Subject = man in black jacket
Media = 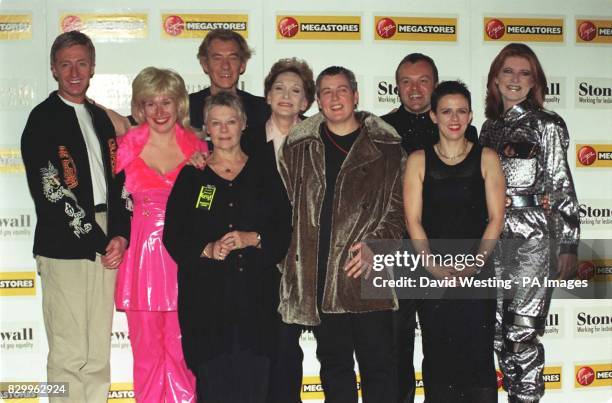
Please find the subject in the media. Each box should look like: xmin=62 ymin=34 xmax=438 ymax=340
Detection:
xmin=189 ymin=29 xmax=270 ymax=154
xmin=381 ymin=53 xmax=479 ymax=403
xmin=21 ymin=31 xmax=130 ymax=403
xmin=382 ymin=53 xmax=478 ymax=154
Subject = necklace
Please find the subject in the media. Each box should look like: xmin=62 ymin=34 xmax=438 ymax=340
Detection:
xmin=323 ymin=124 xmax=351 ymax=155
xmin=209 ymin=153 xmax=246 ymax=175
xmin=435 ymin=139 xmax=468 ymax=161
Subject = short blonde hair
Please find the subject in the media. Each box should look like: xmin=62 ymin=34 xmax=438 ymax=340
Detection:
xmin=131 ymin=67 xmax=190 ymax=128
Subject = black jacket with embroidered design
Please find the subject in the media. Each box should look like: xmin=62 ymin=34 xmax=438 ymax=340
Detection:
xmin=21 ymin=91 xmax=130 ymax=260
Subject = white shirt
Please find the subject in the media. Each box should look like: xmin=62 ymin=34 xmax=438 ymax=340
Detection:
xmin=59 ymin=95 xmax=107 ymax=205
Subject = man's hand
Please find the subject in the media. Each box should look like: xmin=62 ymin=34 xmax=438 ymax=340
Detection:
xmin=556 ymin=253 xmax=577 ymax=280
xmin=344 ymin=242 xmax=374 ymax=279
xmin=101 ymin=236 xmax=128 ymax=269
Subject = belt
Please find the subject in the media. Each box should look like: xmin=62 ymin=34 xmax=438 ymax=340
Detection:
xmin=94 ymin=204 xmax=107 ymax=213
xmin=505 ymin=195 xmax=544 ymax=208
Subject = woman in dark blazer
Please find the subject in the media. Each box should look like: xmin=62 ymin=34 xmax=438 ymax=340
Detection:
xmin=163 ymin=91 xmax=291 ymax=403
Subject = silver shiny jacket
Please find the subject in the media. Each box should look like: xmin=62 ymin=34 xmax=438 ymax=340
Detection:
xmin=480 ymin=100 xmax=580 ymax=253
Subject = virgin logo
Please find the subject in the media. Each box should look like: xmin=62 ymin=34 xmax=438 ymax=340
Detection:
xmin=164 ymin=15 xmax=185 ymax=36
xmin=577 ymin=261 xmax=595 ymax=280
xmin=376 ymin=17 xmax=396 ymax=38
xmin=576 ymin=366 xmax=595 ymax=386
xmin=578 ymin=21 xmax=597 ymax=41
xmin=578 ymin=145 xmax=597 ymax=166
xmin=278 ymin=17 xmax=299 ymax=38
xmin=486 ymin=19 xmax=505 ymax=40
xmin=496 ymin=371 xmax=504 ymax=389
xmin=61 ymin=15 xmax=83 ymax=32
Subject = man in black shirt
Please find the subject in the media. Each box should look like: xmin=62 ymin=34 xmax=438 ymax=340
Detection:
xmin=189 ymin=29 xmax=269 ymax=154
xmin=21 ymin=31 xmax=130 ymax=403
xmin=382 ymin=53 xmax=478 ymax=154
xmin=382 ymin=53 xmax=479 ymax=403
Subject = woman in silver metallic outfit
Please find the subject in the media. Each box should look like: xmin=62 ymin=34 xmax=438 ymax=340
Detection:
xmin=480 ymin=43 xmax=580 ymax=403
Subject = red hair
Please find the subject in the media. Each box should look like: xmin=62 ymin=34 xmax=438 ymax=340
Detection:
xmin=484 ymin=43 xmax=547 ymax=119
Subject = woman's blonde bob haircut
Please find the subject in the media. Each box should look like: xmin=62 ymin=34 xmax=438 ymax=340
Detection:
xmin=131 ymin=67 xmax=190 ymax=128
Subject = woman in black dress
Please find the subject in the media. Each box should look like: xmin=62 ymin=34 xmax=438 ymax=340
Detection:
xmin=403 ymin=81 xmax=506 ymax=402
xmin=163 ymin=91 xmax=291 ymax=403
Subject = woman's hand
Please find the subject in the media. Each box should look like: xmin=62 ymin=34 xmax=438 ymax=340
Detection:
xmin=343 ymin=242 xmax=374 ymax=279
xmin=450 ymin=265 xmax=478 ymax=278
xmin=203 ymin=238 xmax=233 ymax=260
xmin=425 ymin=265 xmax=456 ymax=281
xmin=221 ymin=231 xmax=259 ymax=251
xmin=186 ymin=150 xmax=209 ymax=170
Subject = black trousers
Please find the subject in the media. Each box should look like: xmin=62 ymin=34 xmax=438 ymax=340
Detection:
xmin=313 ymin=310 xmax=396 ymax=403
xmin=196 ymin=350 xmax=270 ymax=403
xmin=394 ymin=299 xmax=417 ymax=403
xmin=417 ymin=298 xmax=497 ymax=403
xmin=267 ymin=322 xmax=304 ymax=403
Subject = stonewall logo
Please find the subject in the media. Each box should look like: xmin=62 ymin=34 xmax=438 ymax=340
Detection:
xmin=111 ymin=328 xmax=131 ymax=351
xmin=577 ymin=259 xmax=612 ymax=282
xmin=543 ymin=78 xmax=565 ymax=109
xmin=161 ymin=14 xmax=248 ymax=39
xmin=575 ymin=77 xmax=612 ymax=109
xmin=59 ymin=13 xmax=148 ymax=39
xmin=575 ymin=364 xmax=612 ymax=388
xmin=576 ymin=19 xmax=612 ymax=44
xmin=108 ymin=383 xmax=134 ymax=402
xmin=574 ymin=307 xmax=612 ymax=337
xmin=0 ymin=272 xmax=36 ymax=296
xmin=0 ymin=211 xmax=33 ymax=239
xmin=276 ymin=15 xmax=361 ymax=40
xmin=374 ymin=16 xmax=457 ymax=41
xmin=484 ymin=17 xmax=564 ymax=42
xmin=576 ymin=144 xmax=612 ymax=167
xmin=0 ymin=323 xmax=36 ymax=352
xmin=497 ymin=367 xmax=562 ymax=390
xmin=374 ymin=77 xmax=400 ymax=109
xmin=544 ymin=308 xmax=563 ymax=338
xmin=0 ymin=14 xmax=32 ymax=40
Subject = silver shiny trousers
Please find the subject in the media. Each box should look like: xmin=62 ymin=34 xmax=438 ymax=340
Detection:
xmin=494 ymin=208 xmax=554 ymax=403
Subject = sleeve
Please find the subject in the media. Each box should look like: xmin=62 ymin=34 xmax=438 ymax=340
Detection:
xmin=543 ymin=116 xmax=580 ymax=254
xmin=479 ymin=120 xmax=494 ymax=148
xmin=252 ymin=154 xmax=292 ymax=268
xmin=107 ymin=168 xmax=131 ymax=243
xmin=21 ymin=110 xmax=107 ymax=253
xmin=163 ymin=166 xmax=216 ymax=267
xmin=364 ymin=146 xmax=406 ymax=241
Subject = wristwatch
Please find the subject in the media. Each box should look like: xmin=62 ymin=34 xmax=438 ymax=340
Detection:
xmin=255 ymin=233 xmax=262 ymax=248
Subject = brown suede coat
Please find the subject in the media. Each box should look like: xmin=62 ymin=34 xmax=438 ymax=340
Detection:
xmin=278 ymin=111 xmax=405 ymax=326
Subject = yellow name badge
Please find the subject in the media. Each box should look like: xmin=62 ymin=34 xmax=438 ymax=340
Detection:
xmin=196 ymin=185 xmax=216 ymax=210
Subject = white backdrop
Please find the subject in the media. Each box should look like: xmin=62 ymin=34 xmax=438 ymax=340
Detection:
xmin=1 ymin=0 xmax=611 ymax=402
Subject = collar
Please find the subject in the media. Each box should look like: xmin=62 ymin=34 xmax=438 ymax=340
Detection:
xmin=503 ymin=99 xmax=535 ymax=121
xmin=286 ymin=111 xmax=401 ymax=147
xmin=266 ymin=117 xmax=296 ymax=143
xmin=398 ymin=105 xmax=431 ymax=122
xmin=115 ymin=123 xmax=201 ymax=173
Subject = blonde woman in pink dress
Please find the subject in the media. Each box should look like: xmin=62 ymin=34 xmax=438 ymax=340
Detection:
xmin=114 ymin=67 xmax=208 ymax=402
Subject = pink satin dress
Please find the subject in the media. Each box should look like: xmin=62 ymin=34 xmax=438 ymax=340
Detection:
xmin=115 ymin=123 xmax=207 ymax=403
